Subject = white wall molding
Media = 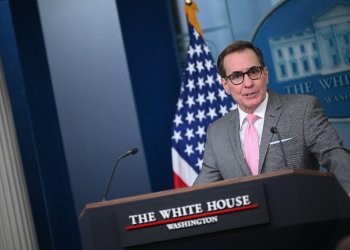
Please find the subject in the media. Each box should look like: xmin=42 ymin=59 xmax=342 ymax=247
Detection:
xmin=0 ymin=57 xmax=39 ymax=250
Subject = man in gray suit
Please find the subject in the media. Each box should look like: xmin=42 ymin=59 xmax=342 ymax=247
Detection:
xmin=193 ymin=40 xmax=350 ymax=194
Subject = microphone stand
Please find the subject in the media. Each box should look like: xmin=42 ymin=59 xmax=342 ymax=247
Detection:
xmin=102 ymin=148 xmax=138 ymax=201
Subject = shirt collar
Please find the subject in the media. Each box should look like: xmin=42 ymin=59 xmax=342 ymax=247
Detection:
xmin=238 ymin=92 xmax=269 ymax=129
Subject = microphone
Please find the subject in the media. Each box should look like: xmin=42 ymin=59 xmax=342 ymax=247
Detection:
xmin=102 ymin=148 xmax=138 ymax=201
xmin=270 ymin=127 xmax=289 ymax=169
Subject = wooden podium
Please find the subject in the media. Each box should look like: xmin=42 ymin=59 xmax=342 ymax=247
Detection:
xmin=79 ymin=169 xmax=350 ymax=250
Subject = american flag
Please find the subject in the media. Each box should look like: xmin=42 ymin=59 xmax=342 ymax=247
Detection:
xmin=171 ymin=4 xmax=235 ymax=188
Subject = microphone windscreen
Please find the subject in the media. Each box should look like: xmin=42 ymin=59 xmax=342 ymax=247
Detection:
xmin=129 ymin=148 xmax=138 ymax=155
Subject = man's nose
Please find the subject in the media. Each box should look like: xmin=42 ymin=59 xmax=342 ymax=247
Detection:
xmin=242 ymin=74 xmax=254 ymax=87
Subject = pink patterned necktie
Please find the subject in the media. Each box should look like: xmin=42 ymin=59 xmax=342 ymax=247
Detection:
xmin=244 ymin=114 xmax=259 ymax=175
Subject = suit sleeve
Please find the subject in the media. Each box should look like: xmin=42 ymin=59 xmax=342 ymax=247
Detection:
xmin=304 ymin=97 xmax=350 ymax=192
xmin=193 ymin=124 xmax=223 ymax=185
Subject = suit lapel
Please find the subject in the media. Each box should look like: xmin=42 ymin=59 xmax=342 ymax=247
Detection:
xmin=228 ymin=109 xmax=252 ymax=176
xmin=259 ymin=92 xmax=282 ymax=173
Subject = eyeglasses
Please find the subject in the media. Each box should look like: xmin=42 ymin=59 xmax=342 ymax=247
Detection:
xmin=225 ymin=66 xmax=264 ymax=85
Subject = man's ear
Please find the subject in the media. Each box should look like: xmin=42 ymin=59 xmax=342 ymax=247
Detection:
xmin=221 ymin=77 xmax=229 ymax=93
xmin=264 ymin=67 xmax=269 ymax=84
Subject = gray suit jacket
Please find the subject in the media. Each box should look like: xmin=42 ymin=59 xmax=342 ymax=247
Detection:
xmin=194 ymin=91 xmax=350 ymax=192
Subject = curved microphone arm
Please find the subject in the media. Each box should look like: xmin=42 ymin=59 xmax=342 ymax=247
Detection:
xmin=102 ymin=148 xmax=138 ymax=201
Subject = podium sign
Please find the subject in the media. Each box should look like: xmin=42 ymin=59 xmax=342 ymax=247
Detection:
xmin=115 ymin=182 xmax=268 ymax=247
xmin=80 ymin=170 xmax=350 ymax=250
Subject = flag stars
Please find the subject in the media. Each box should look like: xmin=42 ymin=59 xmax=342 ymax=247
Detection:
xmin=207 ymin=107 xmax=218 ymax=120
xmin=185 ymin=128 xmax=195 ymax=141
xmin=195 ymin=142 xmax=205 ymax=154
xmin=172 ymin=130 xmax=182 ymax=143
xmin=205 ymin=59 xmax=214 ymax=71
xmin=196 ymin=94 xmax=206 ymax=106
xmin=195 ymin=126 xmax=206 ymax=138
xmin=206 ymin=91 xmax=217 ymax=103
xmin=193 ymin=29 xmax=200 ymax=40
xmin=206 ymin=75 xmax=215 ymax=88
xmin=196 ymin=109 xmax=206 ymax=122
xmin=216 ymin=73 xmax=221 ymax=83
xmin=230 ymin=103 xmax=238 ymax=111
xmin=176 ymin=98 xmax=184 ymax=110
xmin=196 ymin=77 xmax=205 ymax=89
xmin=187 ymin=45 xmax=195 ymax=59
xmin=173 ymin=114 xmax=183 ymax=127
xmin=194 ymin=44 xmax=203 ymax=57
xmin=196 ymin=61 xmax=205 ymax=73
xmin=186 ymin=79 xmax=195 ymax=92
xmin=195 ymin=158 xmax=203 ymax=169
xmin=219 ymin=105 xmax=229 ymax=116
xmin=185 ymin=144 xmax=194 ymax=156
xmin=218 ymin=89 xmax=228 ymax=101
xmin=203 ymin=45 xmax=210 ymax=55
xmin=186 ymin=62 xmax=196 ymax=75
xmin=186 ymin=96 xmax=195 ymax=108
xmin=185 ymin=112 xmax=195 ymax=125
xmin=180 ymin=82 xmax=185 ymax=93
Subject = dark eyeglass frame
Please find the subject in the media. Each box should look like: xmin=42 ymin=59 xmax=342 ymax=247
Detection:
xmin=225 ymin=66 xmax=265 ymax=85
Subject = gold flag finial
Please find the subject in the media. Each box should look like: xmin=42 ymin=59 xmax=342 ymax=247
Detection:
xmin=184 ymin=0 xmax=204 ymax=37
